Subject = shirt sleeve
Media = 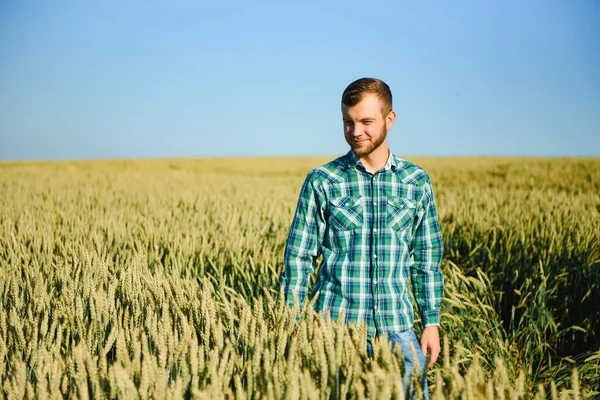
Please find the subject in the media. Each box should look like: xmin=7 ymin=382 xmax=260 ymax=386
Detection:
xmin=410 ymin=175 xmax=444 ymax=327
xmin=280 ymin=171 xmax=327 ymax=310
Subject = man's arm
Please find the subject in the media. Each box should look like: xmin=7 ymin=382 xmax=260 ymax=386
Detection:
xmin=410 ymin=175 xmax=444 ymax=366
xmin=280 ymin=171 xmax=326 ymax=311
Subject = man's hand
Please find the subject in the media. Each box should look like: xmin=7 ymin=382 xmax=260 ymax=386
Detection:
xmin=420 ymin=326 xmax=440 ymax=367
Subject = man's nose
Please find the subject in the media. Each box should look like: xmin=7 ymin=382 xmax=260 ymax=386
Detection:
xmin=351 ymin=124 xmax=363 ymax=137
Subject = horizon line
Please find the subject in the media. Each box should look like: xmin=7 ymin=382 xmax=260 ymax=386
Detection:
xmin=1 ymin=153 xmax=599 ymax=164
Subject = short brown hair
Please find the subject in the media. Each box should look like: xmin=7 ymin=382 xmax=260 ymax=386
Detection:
xmin=341 ymin=77 xmax=393 ymax=115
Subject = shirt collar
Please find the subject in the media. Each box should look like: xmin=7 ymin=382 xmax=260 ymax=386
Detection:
xmin=383 ymin=151 xmax=394 ymax=171
xmin=345 ymin=150 xmax=400 ymax=172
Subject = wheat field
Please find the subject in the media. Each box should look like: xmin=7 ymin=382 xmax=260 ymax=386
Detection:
xmin=0 ymin=156 xmax=599 ymax=399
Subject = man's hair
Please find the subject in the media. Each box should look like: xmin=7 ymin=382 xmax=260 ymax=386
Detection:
xmin=341 ymin=77 xmax=393 ymax=115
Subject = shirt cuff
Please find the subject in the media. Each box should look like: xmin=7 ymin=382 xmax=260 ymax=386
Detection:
xmin=422 ymin=310 xmax=440 ymax=326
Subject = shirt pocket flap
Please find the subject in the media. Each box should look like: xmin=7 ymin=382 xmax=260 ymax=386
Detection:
xmin=328 ymin=196 xmax=364 ymax=231
xmin=386 ymin=196 xmax=416 ymax=210
xmin=330 ymin=196 xmax=362 ymax=208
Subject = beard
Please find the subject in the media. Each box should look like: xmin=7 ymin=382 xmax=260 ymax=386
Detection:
xmin=348 ymin=125 xmax=387 ymax=157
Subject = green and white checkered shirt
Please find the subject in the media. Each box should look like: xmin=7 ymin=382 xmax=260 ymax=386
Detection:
xmin=280 ymin=150 xmax=444 ymax=338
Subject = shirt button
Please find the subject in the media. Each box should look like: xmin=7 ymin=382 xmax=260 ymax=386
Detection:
xmin=374 ymin=306 xmax=378 ymax=311
xmin=374 ymin=280 xmax=378 ymax=285
xmin=373 ymin=202 xmax=377 ymax=206
xmin=373 ymin=228 xmax=377 ymax=233
xmin=373 ymin=254 xmax=377 ymax=259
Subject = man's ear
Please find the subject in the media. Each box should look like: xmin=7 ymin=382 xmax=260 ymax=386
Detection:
xmin=386 ymin=110 xmax=396 ymax=130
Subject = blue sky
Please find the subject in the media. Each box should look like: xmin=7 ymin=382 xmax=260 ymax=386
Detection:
xmin=0 ymin=0 xmax=598 ymax=160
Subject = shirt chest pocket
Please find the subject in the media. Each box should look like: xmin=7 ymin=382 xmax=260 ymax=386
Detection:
xmin=386 ymin=196 xmax=417 ymax=231
xmin=328 ymin=196 xmax=364 ymax=231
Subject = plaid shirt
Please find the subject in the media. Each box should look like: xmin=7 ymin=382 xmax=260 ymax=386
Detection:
xmin=280 ymin=150 xmax=444 ymax=338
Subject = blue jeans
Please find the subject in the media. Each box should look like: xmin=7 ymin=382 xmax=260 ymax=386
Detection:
xmin=366 ymin=330 xmax=429 ymax=399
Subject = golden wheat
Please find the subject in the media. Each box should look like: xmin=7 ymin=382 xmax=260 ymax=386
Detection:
xmin=0 ymin=157 xmax=598 ymax=398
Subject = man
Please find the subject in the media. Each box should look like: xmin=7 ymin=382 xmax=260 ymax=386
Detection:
xmin=280 ymin=77 xmax=444 ymax=398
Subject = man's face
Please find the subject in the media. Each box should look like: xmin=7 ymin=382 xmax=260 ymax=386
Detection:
xmin=342 ymin=93 xmax=395 ymax=157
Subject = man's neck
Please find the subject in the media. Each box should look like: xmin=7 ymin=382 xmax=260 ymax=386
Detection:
xmin=360 ymin=146 xmax=390 ymax=174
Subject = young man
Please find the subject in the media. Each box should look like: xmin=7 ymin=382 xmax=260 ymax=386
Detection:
xmin=280 ymin=77 xmax=444 ymax=397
